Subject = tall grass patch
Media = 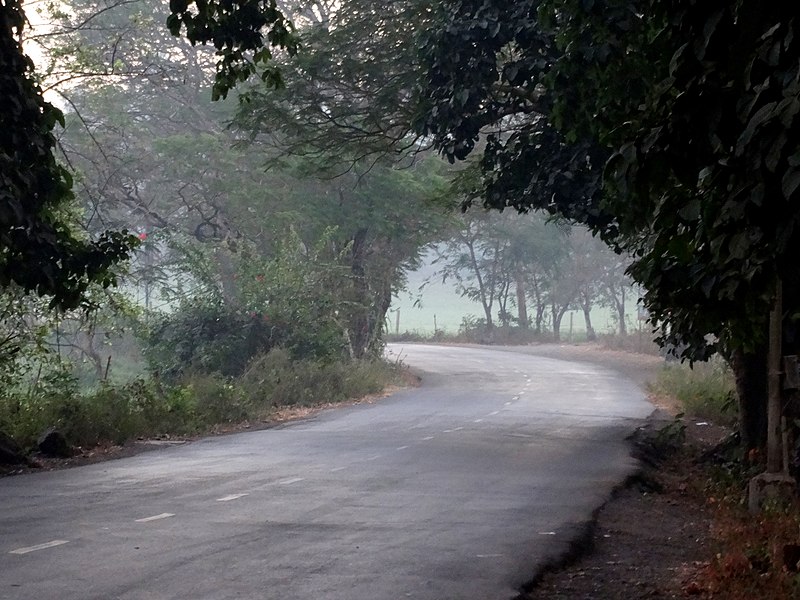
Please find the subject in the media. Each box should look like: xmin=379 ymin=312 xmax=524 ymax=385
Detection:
xmin=238 ymin=349 xmax=396 ymax=414
xmin=649 ymin=358 xmax=737 ymax=426
xmin=0 ymin=352 xmax=402 ymax=452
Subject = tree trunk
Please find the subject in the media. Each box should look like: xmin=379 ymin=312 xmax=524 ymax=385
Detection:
xmin=349 ymin=228 xmax=370 ymax=359
xmin=582 ymin=303 xmax=596 ymax=341
xmin=552 ymin=303 xmax=567 ymax=342
xmin=465 ymin=236 xmax=493 ymax=329
xmin=516 ymin=269 xmax=528 ymax=328
xmin=731 ymin=347 xmax=768 ymax=451
xmin=530 ymin=275 xmax=545 ymax=334
xmin=578 ymin=289 xmax=595 ymax=341
xmin=767 ymin=280 xmax=783 ymax=473
xmin=617 ymin=287 xmax=627 ymax=336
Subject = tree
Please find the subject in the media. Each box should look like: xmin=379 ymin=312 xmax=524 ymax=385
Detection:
xmin=435 ymin=210 xmax=571 ymax=337
xmin=436 ymin=212 xmax=505 ymax=331
xmin=413 ymin=0 xmax=800 ymax=451
xmin=234 ymin=0 xmax=432 ymax=173
xmin=167 ymin=0 xmax=297 ymax=100
xmin=43 ymin=0 xmax=454 ymax=361
xmin=0 ymin=0 xmax=135 ymax=309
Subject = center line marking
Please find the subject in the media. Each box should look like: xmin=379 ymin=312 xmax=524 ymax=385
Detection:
xmin=504 ymin=402 xmax=512 ymax=406
xmin=216 ymin=493 xmax=248 ymax=502
xmin=489 ymin=411 xmax=500 ymax=416
xmin=330 ymin=466 xmax=347 ymax=472
xmin=366 ymin=455 xmax=381 ymax=461
xmin=473 ymin=418 xmax=484 ymax=423
xmin=278 ymin=477 xmax=304 ymax=485
xmin=135 ymin=513 xmax=174 ymax=523
xmin=396 ymin=445 xmax=409 ymax=450
xmin=9 ymin=540 xmax=69 ymax=555
xmin=422 ymin=436 xmax=435 ymax=440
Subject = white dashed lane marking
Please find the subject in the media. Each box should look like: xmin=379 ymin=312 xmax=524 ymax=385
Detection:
xmin=216 ymin=493 xmax=248 ymax=502
xmin=396 ymin=446 xmax=409 ymax=450
xmin=135 ymin=513 xmax=175 ymax=523
xmin=365 ymin=455 xmax=381 ymax=461
xmin=489 ymin=411 xmax=500 ymax=416
xmin=330 ymin=466 xmax=347 ymax=472
xmin=9 ymin=540 xmax=69 ymax=555
xmin=473 ymin=419 xmax=484 ymax=423
xmin=422 ymin=436 xmax=435 ymax=441
xmin=278 ymin=477 xmax=305 ymax=485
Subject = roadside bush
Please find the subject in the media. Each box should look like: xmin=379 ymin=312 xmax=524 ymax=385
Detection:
xmin=456 ymin=316 xmax=550 ymax=345
xmin=239 ymin=349 xmax=395 ymax=412
xmin=649 ymin=358 xmax=737 ymax=426
xmin=598 ymin=331 xmax=662 ymax=355
xmin=182 ymin=372 xmax=249 ymax=424
xmin=0 ymin=349 xmax=402 ymax=452
xmin=0 ymin=373 xmax=201 ymax=449
xmin=144 ymin=299 xmax=281 ymax=378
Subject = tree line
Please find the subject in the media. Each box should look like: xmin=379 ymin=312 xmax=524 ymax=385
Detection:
xmin=434 ymin=211 xmax=633 ymax=341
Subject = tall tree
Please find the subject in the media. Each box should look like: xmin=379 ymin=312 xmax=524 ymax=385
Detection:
xmin=413 ymin=0 xmax=800 ymax=450
xmin=0 ymin=0 xmax=135 ymax=309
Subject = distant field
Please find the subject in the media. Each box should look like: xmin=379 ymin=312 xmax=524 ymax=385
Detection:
xmin=390 ymin=256 xmax=643 ymax=336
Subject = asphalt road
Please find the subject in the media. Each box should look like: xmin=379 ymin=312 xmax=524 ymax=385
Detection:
xmin=1 ymin=344 xmax=652 ymax=600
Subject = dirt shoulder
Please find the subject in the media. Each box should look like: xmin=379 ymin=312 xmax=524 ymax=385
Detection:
xmin=519 ymin=427 xmax=723 ymax=599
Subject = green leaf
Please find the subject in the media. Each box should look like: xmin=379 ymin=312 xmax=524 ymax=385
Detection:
xmin=782 ymin=168 xmax=800 ymax=199
xmin=678 ymin=199 xmax=701 ymax=222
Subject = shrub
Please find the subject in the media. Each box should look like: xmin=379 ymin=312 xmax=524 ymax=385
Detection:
xmin=144 ymin=299 xmax=281 ymax=378
xmin=182 ymin=372 xmax=248 ymax=424
xmin=239 ymin=349 xmax=396 ymax=413
xmin=0 ymin=347 xmax=401 ymax=452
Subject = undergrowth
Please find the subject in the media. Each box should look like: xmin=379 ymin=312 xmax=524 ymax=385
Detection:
xmin=648 ymin=358 xmax=737 ymax=426
xmin=648 ymin=353 xmax=800 ymax=597
xmin=0 ymin=350 xmax=401 ymax=451
xmin=683 ymin=461 xmax=800 ymax=598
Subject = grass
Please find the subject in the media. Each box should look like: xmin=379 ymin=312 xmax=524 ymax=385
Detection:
xmin=0 ymin=350 xmax=404 ymax=451
xmin=648 ymin=358 xmax=737 ymax=426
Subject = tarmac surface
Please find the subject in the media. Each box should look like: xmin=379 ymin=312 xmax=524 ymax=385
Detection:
xmin=1 ymin=344 xmax=651 ymax=600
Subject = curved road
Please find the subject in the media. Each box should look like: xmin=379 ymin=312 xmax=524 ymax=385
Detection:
xmin=1 ymin=344 xmax=651 ymax=600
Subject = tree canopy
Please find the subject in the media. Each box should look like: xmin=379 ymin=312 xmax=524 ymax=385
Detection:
xmin=0 ymin=0 xmax=135 ymax=309
xmin=414 ymin=0 xmax=800 ymax=363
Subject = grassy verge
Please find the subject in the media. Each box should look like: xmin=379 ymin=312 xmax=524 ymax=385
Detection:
xmin=0 ymin=349 xmax=404 ymax=452
xmin=648 ymin=358 xmax=737 ymax=426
